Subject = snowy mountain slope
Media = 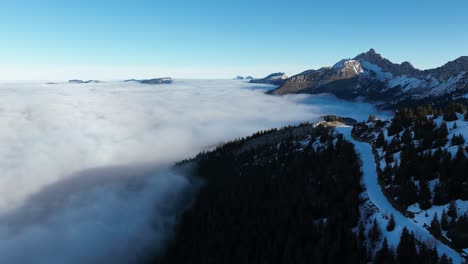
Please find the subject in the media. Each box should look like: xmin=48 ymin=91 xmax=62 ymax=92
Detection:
xmin=337 ymin=126 xmax=464 ymax=263
xmin=271 ymin=49 xmax=468 ymax=107
xmin=348 ymin=105 xmax=468 ymax=262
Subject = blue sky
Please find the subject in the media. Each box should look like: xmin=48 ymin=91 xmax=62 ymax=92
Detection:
xmin=0 ymin=0 xmax=467 ymax=79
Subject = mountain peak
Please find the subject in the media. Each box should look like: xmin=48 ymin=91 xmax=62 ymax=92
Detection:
xmin=354 ymin=49 xmax=420 ymax=77
xmin=354 ymin=48 xmax=384 ymax=62
xmin=367 ymin=48 xmax=377 ymax=55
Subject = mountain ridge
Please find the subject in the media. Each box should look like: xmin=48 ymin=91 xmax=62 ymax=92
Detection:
xmin=270 ymin=49 xmax=468 ymax=108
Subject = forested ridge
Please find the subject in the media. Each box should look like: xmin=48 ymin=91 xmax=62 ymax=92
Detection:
xmin=157 ymin=125 xmax=367 ymax=263
xmin=146 ymin=120 xmax=464 ymax=263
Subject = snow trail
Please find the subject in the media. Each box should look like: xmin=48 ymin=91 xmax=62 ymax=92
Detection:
xmin=336 ymin=126 xmax=463 ymax=264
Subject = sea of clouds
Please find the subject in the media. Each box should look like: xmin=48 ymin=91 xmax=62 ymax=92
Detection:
xmin=0 ymin=79 xmax=386 ymax=263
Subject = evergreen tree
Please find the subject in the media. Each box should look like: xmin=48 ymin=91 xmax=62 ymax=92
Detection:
xmin=417 ymin=243 xmax=440 ymax=264
xmin=375 ymin=131 xmax=386 ymax=148
xmin=387 ymin=214 xmax=396 ymax=232
xmin=418 ymin=180 xmax=432 ymax=210
xmin=433 ymin=182 xmax=450 ymax=206
xmin=435 ymin=122 xmax=448 ymax=147
xmin=431 ymin=212 xmax=441 ymax=236
xmin=401 ymin=129 xmax=412 ymax=145
xmin=388 ymin=115 xmax=403 ymax=136
xmin=397 ymin=227 xmax=418 ymax=264
xmin=439 ymin=254 xmax=452 ymax=264
xmin=398 ymin=180 xmax=418 ymax=209
xmin=422 ymin=129 xmax=435 ymax=149
xmin=443 ymin=108 xmax=457 ymax=121
xmin=441 ymin=209 xmax=449 ymax=230
xmin=369 ymin=219 xmax=381 ymax=244
xmin=451 ymin=134 xmax=465 ymax=146
xmin=374 ymin=238 xmax=395 ymax=264
xmin=448 ymin=200 xmax=457 ymax=218
xmin=358 ymin=222 xmax=366 ymax=241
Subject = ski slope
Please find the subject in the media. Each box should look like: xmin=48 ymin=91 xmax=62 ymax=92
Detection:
xmin=336 ymin=126 xmax=464 ymax=264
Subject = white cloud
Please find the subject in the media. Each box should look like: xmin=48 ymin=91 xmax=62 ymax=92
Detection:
xmin=0 ymin=79 xmax=386 ymax=263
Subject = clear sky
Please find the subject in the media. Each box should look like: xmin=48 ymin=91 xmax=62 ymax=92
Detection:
xmin=0 ymin=0 xmax=467 ymax=80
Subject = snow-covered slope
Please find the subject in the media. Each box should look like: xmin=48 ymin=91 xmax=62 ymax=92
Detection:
xmin=337 ymin=126 xmax=464 ymax=263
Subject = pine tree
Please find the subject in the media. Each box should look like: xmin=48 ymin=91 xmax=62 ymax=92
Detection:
xmin=433 ymin=182 xmax=450 ymax=205
xmin=358 ymin=222 xmax=365 ymax=241
xmin=430 ymin=212 xmax=441 ymax=236
xmin=418 ymin=180 xmax=432 ymax=210
xmin=388 ymin=115 xmax=403 ymax=136
xmin=369 ymin=219 xmax=381 ymax=244
xmin=435 ymin=122 xmax=448 ymax=147
xmin=443 ymin=108 xmax=457 ymax=121
xmin=397 ymin=227 xmax=418 ymax=264
xmin=401 ymin=129 xmax=412 ymax=145
xmin=422 ymin=129 xmax=435 ymax=149
xmin=374 ymin=238 xmax=395 ymax=264
xmin=418 ymin=243 xmax=440 ymax=264
xmin=375 ymin=131 xmax=386 ymax=148
xmin=452 ymin=122 xmax=458 ymax=129
xmin=448 ymin=200 xmax=457 ymax=218
xmin=439 ymin=254 xmax=452 ymax=264
xmin=387 ymin=213 xmax=396 ymax=232
xmin=441 ymin=209 xmax=449 ymax=230
xmin=451 ymin=134 xmax=465 ymax=146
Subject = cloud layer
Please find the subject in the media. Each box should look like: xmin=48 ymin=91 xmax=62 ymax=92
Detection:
xmin=0 ymin=80 xmax=385 ymax=263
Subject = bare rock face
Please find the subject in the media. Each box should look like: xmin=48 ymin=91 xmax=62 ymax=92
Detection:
xmin=270 ymin=49 xmax=468 ymax=107
xmin=249 ymin=72 xmax=288 ymax=85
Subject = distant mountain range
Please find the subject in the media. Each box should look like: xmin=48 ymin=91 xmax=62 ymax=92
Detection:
xmin=68 ymin=79 xmax=101 ymax=84
xmin=124 ymin=77 xmax=173 ymax=84
xmin=234 ymin=76 xmax=253 ymax=80
xmin=250 ymin=72 xmax=288 ymax=85
xmin=270 ymin=49 xmax=468 ymax=108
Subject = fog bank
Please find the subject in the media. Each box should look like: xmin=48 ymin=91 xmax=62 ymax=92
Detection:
xmin=0 ymin=80 xmax=385 ymax=263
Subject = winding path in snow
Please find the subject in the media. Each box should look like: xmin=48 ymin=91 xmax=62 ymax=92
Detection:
xmin=336 ymin=127 xmax=463 ymax=264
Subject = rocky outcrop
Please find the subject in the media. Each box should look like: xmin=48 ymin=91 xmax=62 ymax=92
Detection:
xmin=249 ymin=72 xmax=288 ymax=85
